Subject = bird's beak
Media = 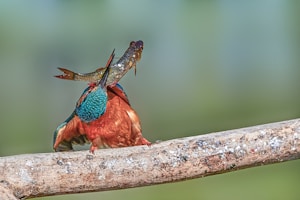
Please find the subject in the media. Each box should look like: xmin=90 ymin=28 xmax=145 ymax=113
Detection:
xmin=99 ymin=49 xmax=115 ymax=88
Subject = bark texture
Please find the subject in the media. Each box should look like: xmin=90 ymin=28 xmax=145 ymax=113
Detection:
xmin=0 ymin=119 xmax=300 ymax=199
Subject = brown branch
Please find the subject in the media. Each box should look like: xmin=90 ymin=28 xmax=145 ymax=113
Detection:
xmin=1 ymin=119 xmax=300 ymax=199
xmin=0 ymin=185 xmax=18 ymax=200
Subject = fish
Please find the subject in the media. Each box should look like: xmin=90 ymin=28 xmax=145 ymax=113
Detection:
xmin=55 ymin=40 xmax=144 ymax=86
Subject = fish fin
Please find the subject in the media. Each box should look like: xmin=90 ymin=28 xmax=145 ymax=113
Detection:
xmin=55 ymin=67 xmax=76 ymax=80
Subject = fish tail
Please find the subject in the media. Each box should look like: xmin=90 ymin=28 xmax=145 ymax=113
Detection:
xmin=55 ymin=67 xmax=77 ymax=80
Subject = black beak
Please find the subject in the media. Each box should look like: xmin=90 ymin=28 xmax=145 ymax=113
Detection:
xmin=99 ymin=49 xmax=115 ymax=88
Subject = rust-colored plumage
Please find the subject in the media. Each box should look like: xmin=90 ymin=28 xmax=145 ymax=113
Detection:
xmin=53 ymin=85 xmax=151 ymax=153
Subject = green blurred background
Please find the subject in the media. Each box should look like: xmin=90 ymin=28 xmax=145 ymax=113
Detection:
xmin=0 ymin=0 xmax=299 ymax=199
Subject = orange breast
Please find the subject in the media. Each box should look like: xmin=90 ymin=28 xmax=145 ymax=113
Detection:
xmin=82 ymin=85 xmax=150 ymax=149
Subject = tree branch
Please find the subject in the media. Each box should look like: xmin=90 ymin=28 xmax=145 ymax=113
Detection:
xmin=1 ymin=119 xmax=300 ymax=199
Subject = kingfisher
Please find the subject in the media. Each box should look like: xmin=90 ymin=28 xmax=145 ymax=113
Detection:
xmin=53 ymin=47 xmax=151 ymax=153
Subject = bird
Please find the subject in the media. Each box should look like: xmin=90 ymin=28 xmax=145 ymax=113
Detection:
xmin=53 ymin=50 xmax=151 ymax=153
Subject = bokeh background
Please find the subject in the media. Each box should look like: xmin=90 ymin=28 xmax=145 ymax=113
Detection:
xmin=0 ymin=0 xmax=299 ymax=199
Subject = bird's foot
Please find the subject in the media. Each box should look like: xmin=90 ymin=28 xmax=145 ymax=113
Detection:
xmin=89 ymin=145 xmax=98 ymax=154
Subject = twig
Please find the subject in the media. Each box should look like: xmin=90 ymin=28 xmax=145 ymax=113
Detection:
xmin=0 ymin=118 xmax=299 ymax=199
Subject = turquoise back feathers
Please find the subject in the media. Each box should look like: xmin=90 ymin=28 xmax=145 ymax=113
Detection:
xmin=75 ymin=86 xmax=107 ymax=123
